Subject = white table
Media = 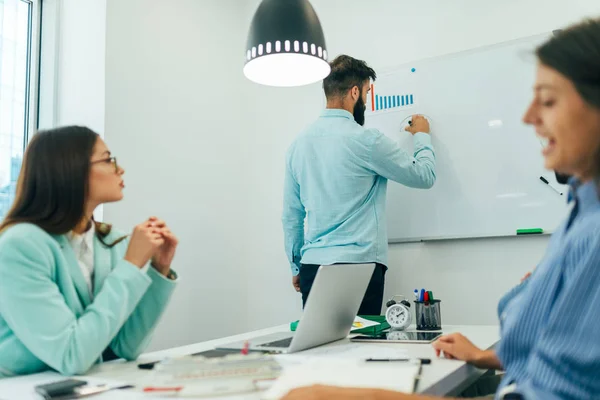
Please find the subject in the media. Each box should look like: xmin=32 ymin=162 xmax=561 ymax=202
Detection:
xmin=0 ymin=324 xmax=499 ymax=399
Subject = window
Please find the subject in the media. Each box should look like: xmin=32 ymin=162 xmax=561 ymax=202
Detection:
xmin=0 ymin=0 xmax=39 ymax=221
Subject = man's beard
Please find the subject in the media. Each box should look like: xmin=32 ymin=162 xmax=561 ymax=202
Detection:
xmin=353 ymin=94 xmax=366 ymax=126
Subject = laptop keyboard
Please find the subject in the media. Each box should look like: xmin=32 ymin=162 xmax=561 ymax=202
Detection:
xmin=258 ymin=337 xmax=293 ymax=348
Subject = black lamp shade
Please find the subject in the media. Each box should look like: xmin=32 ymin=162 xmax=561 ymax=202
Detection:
xmin=243 ymin=0 xmax=330 ymax=87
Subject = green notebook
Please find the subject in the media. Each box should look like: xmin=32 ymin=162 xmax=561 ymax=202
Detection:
xmin=290 ymin=315 xmax=390 ymax=335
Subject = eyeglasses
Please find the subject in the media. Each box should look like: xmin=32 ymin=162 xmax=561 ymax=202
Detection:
xmin=91 ymin=156 xmax=119 ymax=173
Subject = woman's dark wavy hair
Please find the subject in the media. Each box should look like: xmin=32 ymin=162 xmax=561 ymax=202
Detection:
xmin=537 ymin=18 xmax=600 ymax=190
xmin=0 ymin=126 xmax=125 ymax=247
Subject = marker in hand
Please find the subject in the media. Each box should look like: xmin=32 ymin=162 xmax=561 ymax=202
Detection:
xmin=540 ymin=176 xmax=563 ymax=196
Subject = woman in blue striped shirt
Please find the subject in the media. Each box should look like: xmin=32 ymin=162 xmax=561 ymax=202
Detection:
xmin=283 ymin=17 xmax=600 ymax=400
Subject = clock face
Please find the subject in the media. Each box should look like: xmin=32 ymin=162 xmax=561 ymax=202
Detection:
xmin=386 ymin=305 xmax=409 ymax=328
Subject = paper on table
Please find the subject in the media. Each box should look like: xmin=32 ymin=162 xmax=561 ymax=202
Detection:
xmin=351 ymin=316 xmax=381 ymax=331
xmin=262 ymin=359 xmax=418 ymax=399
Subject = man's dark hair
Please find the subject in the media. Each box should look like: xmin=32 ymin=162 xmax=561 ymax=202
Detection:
xmin=323 ymin=55 xmax=376 ymax=99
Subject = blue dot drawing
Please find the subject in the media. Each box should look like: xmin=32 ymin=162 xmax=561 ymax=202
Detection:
xmin=411 ymin=68 xmax=416 ymax=73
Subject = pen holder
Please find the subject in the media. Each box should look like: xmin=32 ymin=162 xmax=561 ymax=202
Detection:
xmin=414 ymin=300 xmax=442 ymax=330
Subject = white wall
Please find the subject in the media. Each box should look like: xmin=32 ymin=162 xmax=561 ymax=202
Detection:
xmin=56 ymin=0 xmax=106 ymax=132
xmin=100 ymin=0 xmax=600 ymax=351
xmin=39 ymin=0 xmax=106 ymax=133
xmin=104 ymin=0 xmax=267 ymax=350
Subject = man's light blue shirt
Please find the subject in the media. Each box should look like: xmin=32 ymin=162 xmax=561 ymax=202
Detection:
xmin=282 ymin=109 xmax=436 ymax=275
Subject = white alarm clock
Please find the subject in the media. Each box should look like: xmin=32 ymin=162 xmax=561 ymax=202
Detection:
xmin=385 ymin=295 xmax=412 ymax=330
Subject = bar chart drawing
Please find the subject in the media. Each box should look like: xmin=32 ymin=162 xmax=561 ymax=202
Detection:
xmin=369 ymin=84 xmax=415 ymax=112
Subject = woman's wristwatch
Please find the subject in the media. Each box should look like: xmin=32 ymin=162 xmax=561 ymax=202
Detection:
xmin=165 ymin=269 xmax=177 ymax=280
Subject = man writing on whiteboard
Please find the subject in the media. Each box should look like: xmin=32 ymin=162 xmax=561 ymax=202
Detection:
xmin=282 ymin=55 xmax=436 ymax=315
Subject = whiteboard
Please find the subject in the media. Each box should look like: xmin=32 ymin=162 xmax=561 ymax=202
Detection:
xmin=364 ymin=33 xmax=570 ymax=242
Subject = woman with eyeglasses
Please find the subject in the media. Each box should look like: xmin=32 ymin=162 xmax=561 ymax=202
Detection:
xmin=0 ymin=126 xmax=179 ymax=377
xmin=282 ymin=17 xmax=600 ymax=400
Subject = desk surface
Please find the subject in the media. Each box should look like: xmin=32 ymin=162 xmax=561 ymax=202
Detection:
xmin=0 ymin=324 xmax=499 ymax=399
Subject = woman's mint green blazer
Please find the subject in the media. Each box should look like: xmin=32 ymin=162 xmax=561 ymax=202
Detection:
xmin=0 ymin=223 xmax=177 ymax=377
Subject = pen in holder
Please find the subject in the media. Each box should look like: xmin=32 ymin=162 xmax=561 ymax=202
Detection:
xmin=414 ymin=300 xmax=442 ymax=330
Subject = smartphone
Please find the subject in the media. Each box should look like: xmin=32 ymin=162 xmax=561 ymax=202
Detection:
xmin=35 ymin=378 xmax=87 ymax=399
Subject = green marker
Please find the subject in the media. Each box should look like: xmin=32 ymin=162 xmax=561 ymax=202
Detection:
xmin=517 ymin=228 xmax=544 ymax=235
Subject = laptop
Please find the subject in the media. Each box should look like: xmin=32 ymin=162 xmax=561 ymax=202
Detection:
xmin=217 ymin=263 xmax=375 ymax=354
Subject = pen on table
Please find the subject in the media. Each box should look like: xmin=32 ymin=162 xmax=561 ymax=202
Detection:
xmin=366 ymin=358 xmax=431 ymax=364
xmin=539 ymin=176 xmax=563 ymax=195
xmin=413 ymin=359 xmax=424 ymax=393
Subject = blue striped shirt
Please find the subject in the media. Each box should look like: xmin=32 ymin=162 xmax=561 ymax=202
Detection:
xmin=282 ymin=109 xmax=436 ymax=275
xmin=496 ymin=179 xmax=600 ymax=399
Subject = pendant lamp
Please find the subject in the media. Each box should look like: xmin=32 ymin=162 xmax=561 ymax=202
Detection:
xmin=243 ymin=0 xmax=330 ymax=87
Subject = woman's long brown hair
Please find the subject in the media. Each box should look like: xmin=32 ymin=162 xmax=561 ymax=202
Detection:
xmin=0 ymin=126 xmax=125 ymax=247
xmin=537 ymin=19 xmax=600 ymax=190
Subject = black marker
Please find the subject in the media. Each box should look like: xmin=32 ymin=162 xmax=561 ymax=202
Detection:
xmin=540 ymin=176 xmax=563 ymax=195
xmin=137 ymin=360 xmax=159 ymax=370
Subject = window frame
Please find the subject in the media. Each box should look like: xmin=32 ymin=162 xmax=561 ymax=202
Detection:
xmin=24 ymin=0 xmax=42 ymax=144
xmin=0 ymin=0 xmax=41 ymax=220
